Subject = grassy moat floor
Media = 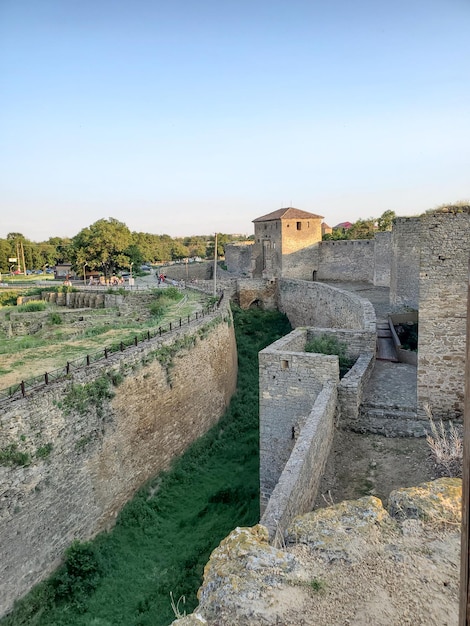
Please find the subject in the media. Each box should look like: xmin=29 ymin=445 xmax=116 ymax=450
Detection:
xmin=1 ymin=307 xmax=292 ymax=626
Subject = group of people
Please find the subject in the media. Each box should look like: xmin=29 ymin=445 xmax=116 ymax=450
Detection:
xmin=88 ymin=276 xmax=125 ymax=286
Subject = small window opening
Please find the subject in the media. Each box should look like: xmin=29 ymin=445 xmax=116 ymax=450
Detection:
xmin=296 ymin=222 xmax=301 ymax=230
xmin=281 ymin=360 xmax=289 ymax=369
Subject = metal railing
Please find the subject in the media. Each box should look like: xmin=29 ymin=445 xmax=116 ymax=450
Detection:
xmin=0 ymin=292 xmax=224 ymax=403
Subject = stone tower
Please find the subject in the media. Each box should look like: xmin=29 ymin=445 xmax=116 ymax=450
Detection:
xmin=252 ymin=207 xmax=324 ymax=279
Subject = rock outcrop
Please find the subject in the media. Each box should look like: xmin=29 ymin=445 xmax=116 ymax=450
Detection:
xmin=173 ymin=478 xmax=461 ymax=625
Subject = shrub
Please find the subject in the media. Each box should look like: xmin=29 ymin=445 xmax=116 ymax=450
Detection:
xmin=52 ymin=540 xmax=102 ymax=609
xmin=0 ymin=291 xmax=18 ymax=307
xmin=163 ymin=286 xmax=182 ymax=301
xmin=16 ymin=301 xmax=46 ymax=313
xmin=425 ymin=405 xmax=462 ymax=478
xmin=305 ymin=333 xmax=353 ymax=376
xmin=49 ymin=312 xmax=62 ymax=325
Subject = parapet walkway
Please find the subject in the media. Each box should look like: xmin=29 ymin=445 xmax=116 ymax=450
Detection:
xmin=323 ymin=282 xmax=418 ymax=434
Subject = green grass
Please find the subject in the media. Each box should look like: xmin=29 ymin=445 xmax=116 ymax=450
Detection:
xmin=1 ymin=306 xmax=291 ymax=626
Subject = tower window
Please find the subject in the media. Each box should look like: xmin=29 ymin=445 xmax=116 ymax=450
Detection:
xmin=297 ymin=222 xmax=302 ymax=230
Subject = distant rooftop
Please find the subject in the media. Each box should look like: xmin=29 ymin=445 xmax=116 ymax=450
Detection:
xmin=334 ymin=221 xmax=353 ymax=229
xmin=253 ymin=207 xmax=324 ymax=222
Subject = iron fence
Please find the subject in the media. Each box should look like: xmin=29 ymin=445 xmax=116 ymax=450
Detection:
xmin=0 ymin=295 xmax=224 ymax=403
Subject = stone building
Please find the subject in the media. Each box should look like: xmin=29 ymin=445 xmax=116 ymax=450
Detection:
xmin=251 ymin=207 xmax=324 ymax=279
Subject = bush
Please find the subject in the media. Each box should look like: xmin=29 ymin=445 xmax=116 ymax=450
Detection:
xmin=51 ymin=540 xmax=102 ymax=609
xmin=305 ymin=334 xmax=353 ymax=376
xmin=164 ymin=286 xmax=182 ymax=301
xmin=49 ymin=313 xmax=62 ymax=325
xmin=0 ymin=291 xmax=18 ymax=307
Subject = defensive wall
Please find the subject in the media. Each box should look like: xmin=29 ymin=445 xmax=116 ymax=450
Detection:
xmin=281 ymin=244 xmax=321 ymax=281
xmin=317 ymin=239 xmax=375 ymax=283
xmin=389 ymin=217 xmax=421 ymax=309
xmin=225 ymin=241 xmax=253 ymax=276
xmin=0 ymin=303 xmax=237 ymax=617
xmin=259 ymin=282 xmax=377 ymax=538
xmin=278 ymin=278 xmax=376 ymax=335
xmin=373 ymin=231 xmax=392 ymax=287
xmin=235 ymin=278 xmax=277 ymax=310
xmin=417 ymin=209 xmax=470 ymax=419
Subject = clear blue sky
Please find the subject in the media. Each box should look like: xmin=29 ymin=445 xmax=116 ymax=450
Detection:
xmin=1 ymin=0 xmax=469 ymax=241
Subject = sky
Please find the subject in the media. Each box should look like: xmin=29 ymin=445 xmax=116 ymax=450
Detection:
xmin=1 ymin=0 xmax=469 ymax=242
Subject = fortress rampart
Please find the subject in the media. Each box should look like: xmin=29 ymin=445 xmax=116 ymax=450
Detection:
xmin=390 ymin=217 xmax=421 ymax=309
xmin=417 ymin=210 xmax=470 ymax=419
xmin=0 ymin=305 xmax=237 ymax=617
xmin=278 ymin=278 xmax=376 ymax=332
xmin=317 ymin=239 xmax=375 ymax=282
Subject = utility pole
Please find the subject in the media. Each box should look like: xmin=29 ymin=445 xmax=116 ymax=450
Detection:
xmin=21 ymin=241 xmax=26 ymax=275
xmin=459 ymin=259 xmax=470 ymax=625
xmin=213 ymin=233 xmax=217 ymax=297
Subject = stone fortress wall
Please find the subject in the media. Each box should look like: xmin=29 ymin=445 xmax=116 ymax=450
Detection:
xmin=235 ymin=207 xmax=469 ymax=538
xmin=417 ymin=209 xmax=470 ymax=419
xmin=389 ymin=217 xmax=421 ymax=309
xmin=0 ymin=303 xmax=237 ymax=617
xmin=259 ymin=285 xmax=377 ymax=538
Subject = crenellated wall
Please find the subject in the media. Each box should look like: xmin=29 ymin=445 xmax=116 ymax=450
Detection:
xmin=0 ymin=307 xmax=237 ymax=617
xmin=317 ymin=239 xmax=375 ymax=282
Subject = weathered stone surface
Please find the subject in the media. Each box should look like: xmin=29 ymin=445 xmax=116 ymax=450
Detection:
xmin=173 ymin=479 xmax=461 ymax=626
xmin=0 ymin=307 xmax=237 ymax=617
xmin=388 ymin=477 xmax=462 ymax=523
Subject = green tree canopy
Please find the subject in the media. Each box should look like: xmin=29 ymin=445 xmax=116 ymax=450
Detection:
xmin=377 ymin=210 xmax=396 ymax=231
xmin=71 ymin=218 xmax=132 ymax=277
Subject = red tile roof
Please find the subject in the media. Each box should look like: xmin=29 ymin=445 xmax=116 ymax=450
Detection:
xmin=253 ymin=207 xmax=324 ymax=222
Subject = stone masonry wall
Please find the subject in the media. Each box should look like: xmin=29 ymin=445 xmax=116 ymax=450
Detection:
xmin=305 ymin=327 xmax=376 ymax=359
xmin=159 ymin=261 xmax=212 ymax=281
xmin=0 ymin=307 xmax=237 ymax=617
xmin=317 ymin=239 xmax=375 ymax=282
xmin=278 ymin=279 xmax=376 ymax=331
xmin=280 ymin=244 xmax=321 ymax=281
xmin=236 ymin=278 xmax=278 ymax=310
xmin=417 ymin=210 xmax=470 ymax=419
xmin=390 ymin=217 xmax=421 ymax=310
xmin=260 ymin=382 xmax=337 ymax=539
xmin=259 ymin=330 xmax=339 ymax=512
xmin=374 ymin=231 xmax=392 ymax=287
xmin=225 ymin=242 xmax=254 ymax=276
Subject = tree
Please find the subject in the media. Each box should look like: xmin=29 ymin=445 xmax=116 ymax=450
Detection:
xmin=71 ymin=218 xmax=132 ymax=277
xmin=206 ymin=234 xmax=230 ymax=258
xmin=346 ymin=218 xmax=376 ymax=240
xmin=377 ymin=210 xmax=395 ymax=232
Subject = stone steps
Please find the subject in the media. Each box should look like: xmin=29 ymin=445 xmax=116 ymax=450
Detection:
xmin=360 ymin=403 xmax=418 ymax=421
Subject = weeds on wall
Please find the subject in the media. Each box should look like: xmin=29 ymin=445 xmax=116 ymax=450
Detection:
xmin=0 ymin=306 xmax=291 ymax=626
xmin=0 ymin=443 xmax=30 ymax=467
xmin=58 ymin=375 xmax=115 ymax=417
xmin=305 ymin=334 xmax=354 ymax=377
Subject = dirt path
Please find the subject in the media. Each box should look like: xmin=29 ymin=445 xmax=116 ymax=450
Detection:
xmin=315 ymin=429 xmax=435 ymax=508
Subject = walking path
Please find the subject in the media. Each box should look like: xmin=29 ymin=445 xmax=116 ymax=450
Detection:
xmin=323 ymin=281 xmax=418 ymax=422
